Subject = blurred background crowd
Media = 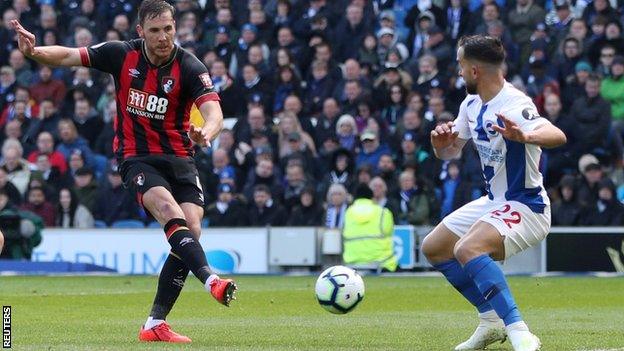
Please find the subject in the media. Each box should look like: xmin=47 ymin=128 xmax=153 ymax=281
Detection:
xmin=0 ymin=0 xmax=623 ymax=235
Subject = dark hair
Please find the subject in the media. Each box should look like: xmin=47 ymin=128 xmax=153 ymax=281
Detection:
xmin=138 ymin=0 xmax=175 ymax=26
xmin=587 ymin=72 xmax=602 ymax=83
xmin=458 ymin=35 xmax=505 ymax=65
xmin=56 ymin=187 xmax=79 ymax=227
xmin=354 ymin=183 xmax=373 ymax=199
xmin=253 ymin=184 xmax=271 ymax=195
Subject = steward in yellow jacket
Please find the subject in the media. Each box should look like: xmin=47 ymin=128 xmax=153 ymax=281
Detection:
xmin=343 ymin=184 xmax=398 ymax=271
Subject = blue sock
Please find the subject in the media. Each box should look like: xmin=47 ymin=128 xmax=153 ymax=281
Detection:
xmin=463 ymin=254 xmax=522 ymax=326
xmin=433 ymin=259 xmax=492 ymax=313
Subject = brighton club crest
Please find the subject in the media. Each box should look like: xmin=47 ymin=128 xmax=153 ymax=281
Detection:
xmin=162 ymin=76 xmax=175 ymax=94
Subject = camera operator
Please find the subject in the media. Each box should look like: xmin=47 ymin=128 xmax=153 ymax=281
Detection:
xmin=0 ymin=188 xmax=43 ymax=260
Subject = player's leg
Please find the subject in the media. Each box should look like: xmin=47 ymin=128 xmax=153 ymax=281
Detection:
xmin=454 ymin=218 xmax=542 ymax=351
xmin=423 ymin=198 xmax=506 ymax=350
xmin=0 ymin=229 xmax=4 ymax=254
xmin=422 ymin=223 xmax=492 ymax=314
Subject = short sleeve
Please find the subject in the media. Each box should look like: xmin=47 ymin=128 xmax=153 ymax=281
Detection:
xmin=454 ymin=97 xmax=472 ymax=140
xmin=505 ymin=101 xmax=550 ymax=134
xmin=83 ymin=41 xmax=128 ymax=74
xmin=181 ymin=53 xmax=220 ymax=107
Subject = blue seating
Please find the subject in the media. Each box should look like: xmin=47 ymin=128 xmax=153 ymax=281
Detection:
xmin=147 ymin=221 xmax=162 ymax=228
xmin=94 ymin=220 xmax=107 ymax=228
xmin=201 ymin=218 xmax=209 ymax=228
xmin=111 ymin=220 xmax=145 ymax=228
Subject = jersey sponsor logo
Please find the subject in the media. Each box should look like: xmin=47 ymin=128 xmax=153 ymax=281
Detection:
xmin=199 ymin=73 xmax=213 ymax=89
xmin=485 ymin=121 xmax=499 ymax=136
xmin=521 ymin=108 xmax=541 ymax=120
xmin=126 ymin=88 xmax=169 ymax=120
xmin=162 ymin=76 xmax=175 ymax=94
xmin=128 ymin=68 xmax=141 ymax=78
xmin=134 ymin=172 xmax=145 ymax=186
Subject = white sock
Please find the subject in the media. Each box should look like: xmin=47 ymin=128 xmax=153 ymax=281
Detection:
xmin=205 ymin=274 xmax=219 ymax=291
xmin=144 ymin=316 xmax=165 ymax=329
xmin=478 ymin=310 xmax=501 ymax=324
xmin=506 ymin=321 xmax=529 ymax=333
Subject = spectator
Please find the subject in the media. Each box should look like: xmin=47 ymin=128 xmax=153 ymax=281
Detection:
xmin=73 ymin=166 xmax=98 ymax=214
xmin=205 ymin=183 xmax=249 ymax=227
xmin=380 ymin=84 xmax=407 ymax=130
xmin=324 ymin=183 xmax=350 ymax=229
xmin=287 ymin=186 xmax=324 ymax=226
xmin=0 ymin=189 xmax=42 ymax=260
xmin=369 ymin=176 xmax=399 ymax=218
xmin=543 ymin=94 xmax=578 ymax=188
xmin=1 ymin=138 xmax=30 ymax=196
xmin=283 ymin=163 xmax=310 ymax=209
xmin=552 ymin=175 xmax=582 ymax=226
xmin=568 ymin=74 xmax=612 ymax=160
xmin=377 ymin=154 xmax=399 ymax=195
xmin=392 ymin=170 xmax=430 ymax=225
xmin=600 ymin=56 xmax=624 ymax=129
xmin=56 ymin=119 xmax=95 ymax=167
xmin=0 ymin=66 xmax=17 ymax=111
xmin=507 ymin=0 xmax=546 ymax=64
xmin=20 ymin=186 xmax=55 ymax=227
xmin=248 ymin=184 xmax=287 ymax=226
xmin=243 ymin=158 xmax=283 ymax=202
xmin=335 ymin=114 xmax=358 ymax=152
xmin=549 ymin=37 xmax=583 ymax=90
xmin=8 ymin=49 xmax=33 ymax=87
xmin=277 ymin=112 xmax=316 ymax=158
xmin=274 ymin=65 xmax=303 ymax=114
xmin=0 ymin=167 xmax=21 ymax=206
xmin=27 ymin=131 xmax=67 ymax=174
xmin=580 ymin=178 xmax=624 ymax=225
xmin=94 ymin=163 xmax=138 ymax=226
xmin=303 ymin=60 xmax=334 ymax=116
xmin=334 ymin=4 xmax=370 ymax=62
xmin=29 ymin=66 xmax=66 ymax=107
xmin=562 ymin=60 xmax=592 ymax=108
xmin=72 ymin=98 xmax=103 ymax=148
xmin=314 ymin=97 xmax=341 ymax=146
xmin=23 ymin=98 xmax=61 ymax=142
xmin=355 ymin=130 xmax=391 ymax=173
xmin=320 ymin=148 xmax=354 ymax=198
xmin=342 ymin=183 xmax=397 ymax=271
xmin=576 ymin=159 xmax=603 ymax=207
xmin=55 ymin=187 xmax=94 ymax=228
xmin=32 ymin=153 xmax=63 ymax=195
xmin=439 ymin=160 xmax=473 ymax=218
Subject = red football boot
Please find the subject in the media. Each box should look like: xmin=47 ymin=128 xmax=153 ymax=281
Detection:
xmin=209 ymin=278 xmax=237 ymax=306
xmin=138 ymin=322 xmax=192 ymax=343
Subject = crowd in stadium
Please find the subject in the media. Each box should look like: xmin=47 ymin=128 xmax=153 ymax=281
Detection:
xmin=0 ymin=0 xmax=623 ymax=232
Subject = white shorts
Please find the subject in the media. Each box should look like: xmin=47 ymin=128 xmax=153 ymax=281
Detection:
xmin=442 ymin=196 xmax=551 ymax=259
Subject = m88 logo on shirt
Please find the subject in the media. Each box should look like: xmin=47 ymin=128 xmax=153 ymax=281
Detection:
xmin=127 ymin=88 xmax=168 ymax=120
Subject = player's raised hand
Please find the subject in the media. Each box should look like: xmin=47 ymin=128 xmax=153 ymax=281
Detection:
xmin=189 ymin=124 xmax=211 ymax=148
xmin=10 ymin=20 xmax=36 ymax=57
xmin=431 ymin=121 xmax=459 ymax=149
xmin=493 ymin=113 xmax=528 ymax=143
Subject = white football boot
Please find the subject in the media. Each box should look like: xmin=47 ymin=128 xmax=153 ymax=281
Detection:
xmin=507 ymin=329 xmax=541 ymax=351
xmin=455 ymin=311 xmax=507 ymax=350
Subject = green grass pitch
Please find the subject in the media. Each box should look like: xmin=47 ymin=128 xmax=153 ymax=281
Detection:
xmin=1 ymin=275 xmax=623 ymax=350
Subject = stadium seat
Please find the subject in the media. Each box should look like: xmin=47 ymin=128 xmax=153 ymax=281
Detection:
xmin=94 ymin=220 xmax=107 ymax=228
xmin=111 ymin=220 xmax=145 ymax=228
xmin=147 ymin=221 xmax=162 ymax=228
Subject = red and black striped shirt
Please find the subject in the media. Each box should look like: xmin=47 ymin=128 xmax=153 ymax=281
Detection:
xmin=79 ymin=39 xmax=219 ymax=160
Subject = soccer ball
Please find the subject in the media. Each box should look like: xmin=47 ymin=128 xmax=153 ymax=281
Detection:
xmin=315 ymin=265 xmax=365 ymax=314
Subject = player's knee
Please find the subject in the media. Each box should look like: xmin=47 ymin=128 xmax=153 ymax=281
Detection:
xmin=421 ymin=235 xmax=438 ymax=262
xmin=159 ymin=201 xmax=184 ymax=221
xmin=453 ymin=241 xmax=479 ymax=264
xmin=188 ymin=222 xmax=201 ymax=238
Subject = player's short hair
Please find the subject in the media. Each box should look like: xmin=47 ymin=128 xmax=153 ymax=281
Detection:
xmin=458 ymin=35 xmax=505 ymax=66
xmin=138 ymin=0 xmax=175 ymax=26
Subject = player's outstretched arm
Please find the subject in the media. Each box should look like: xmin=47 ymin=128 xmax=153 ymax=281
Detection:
xmin=11 ymin=19 xmax=82 ymax=67
xmin=431 ymin=121 xmax=468 ymax=160
xmin=190 ymin=100 xmax=224 ymax=147
xmin=493 ymin=113 xmax=567 ymax=148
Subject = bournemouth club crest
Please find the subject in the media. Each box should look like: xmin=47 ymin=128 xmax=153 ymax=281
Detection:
xmin=134 ymin=173 xmax=145 ymax=186
xmin=162 ymin=76 xmax=175 ymax=94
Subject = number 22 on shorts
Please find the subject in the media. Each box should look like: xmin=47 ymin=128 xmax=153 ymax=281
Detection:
xmin=490 ymin=204 xmax=522 ymax=228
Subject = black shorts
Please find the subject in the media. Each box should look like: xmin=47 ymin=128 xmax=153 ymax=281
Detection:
xmin=119 ymin=154 xmax=204 ymax=207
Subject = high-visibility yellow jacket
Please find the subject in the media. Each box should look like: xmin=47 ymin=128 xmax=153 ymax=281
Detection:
xmin=342 ymin=198 xmax=397 ymax=271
